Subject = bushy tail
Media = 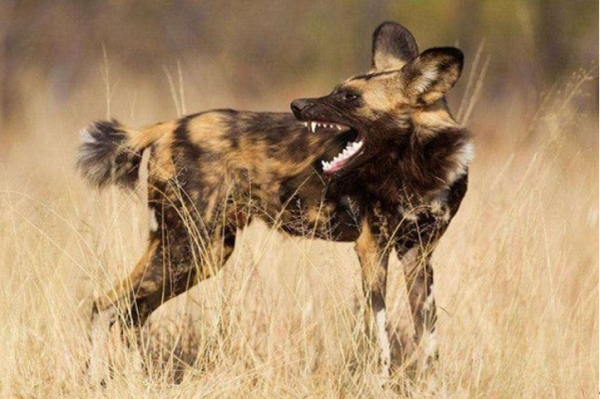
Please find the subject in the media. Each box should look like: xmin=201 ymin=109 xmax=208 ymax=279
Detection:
xmin=76 ymin=119 xmax=156 ymax=190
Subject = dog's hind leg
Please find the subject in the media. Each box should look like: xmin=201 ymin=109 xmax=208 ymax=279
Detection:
xmin=88 ymin=238 xmax=161 ymax=383
xmin=354 ymin=218 xmax=391 ymax=386
xmin=88 ymin=223 xmax=237 ymax=383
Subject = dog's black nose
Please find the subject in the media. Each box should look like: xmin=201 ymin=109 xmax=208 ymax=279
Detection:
xmin=291 ymin=98 xmax=311 ymax=119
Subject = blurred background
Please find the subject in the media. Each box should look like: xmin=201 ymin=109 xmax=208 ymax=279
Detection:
xmin=0 ymin=2 xmax=597 ymax=397
xmin=0 ymin=0 xmax=597 ymax=139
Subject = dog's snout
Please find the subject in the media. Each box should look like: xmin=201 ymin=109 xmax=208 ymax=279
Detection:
xmin=291 ymin=98 xmax=312 ymax=119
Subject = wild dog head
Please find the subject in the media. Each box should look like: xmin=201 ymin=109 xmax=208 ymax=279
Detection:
xmin=291 ymin=22 xmax=464 ymax=175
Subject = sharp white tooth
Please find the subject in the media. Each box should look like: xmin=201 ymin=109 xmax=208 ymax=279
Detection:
xmin=336 ymin=125 xmax=341 ymax=131
xmin=310 ymin=122 xmax=317 ymax=132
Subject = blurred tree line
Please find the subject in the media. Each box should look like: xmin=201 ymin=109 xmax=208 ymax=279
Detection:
xmin=0 ymin=0 xmax=597 ymax=128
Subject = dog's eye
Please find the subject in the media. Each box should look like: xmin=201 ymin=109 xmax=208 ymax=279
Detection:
xmin=341 ymin=92 xmax=359 ymax=102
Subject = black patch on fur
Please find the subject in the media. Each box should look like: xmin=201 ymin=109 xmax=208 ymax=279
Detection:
xmin=171 ymin=114 xmax=211 ymax=191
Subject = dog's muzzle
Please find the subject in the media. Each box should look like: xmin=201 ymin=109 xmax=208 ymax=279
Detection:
xmin=291 ymin=98 xmax=315 ymax=120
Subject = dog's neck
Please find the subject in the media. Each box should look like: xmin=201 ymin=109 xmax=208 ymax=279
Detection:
xmin=333 ymin=125 xmax=472 ymax=208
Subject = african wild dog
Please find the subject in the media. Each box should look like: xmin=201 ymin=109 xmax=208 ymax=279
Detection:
xmin=78 ymin=22 xmax=472 ymax=383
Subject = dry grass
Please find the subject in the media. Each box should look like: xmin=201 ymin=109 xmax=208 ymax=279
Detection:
xmin=0 ymin=68 xmax=597 ymax=398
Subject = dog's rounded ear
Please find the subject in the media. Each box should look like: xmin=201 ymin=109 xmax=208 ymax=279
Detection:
xmin=402 ymin=47 xmax=464 ymax=105
xmin=371 ymin=22 xmax=419 ymax=71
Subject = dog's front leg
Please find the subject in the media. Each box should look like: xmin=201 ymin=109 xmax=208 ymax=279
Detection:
xmin=396 ymin=245 xmax=439 ymax=378
xmin=354 ymin=218 xmax=391 ymax=385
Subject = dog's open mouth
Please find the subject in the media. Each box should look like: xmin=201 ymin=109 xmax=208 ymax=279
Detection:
xmin=302 ymin=121 xmax=365 ymax=174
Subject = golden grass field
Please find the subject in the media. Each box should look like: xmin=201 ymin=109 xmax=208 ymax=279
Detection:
xmin=0 ymin=64 xmax=597 ymax=398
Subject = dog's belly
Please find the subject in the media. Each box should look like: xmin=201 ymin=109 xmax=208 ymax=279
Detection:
xmin=221 ymin=191 xmax=360 ymax=242
xmin=268 ymin=169 xmax=361 ymax=241
xmin=274 ymin=199 xmax=361 ymax=242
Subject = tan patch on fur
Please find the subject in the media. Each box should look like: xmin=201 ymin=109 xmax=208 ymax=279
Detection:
xmin=128 ymin=121 xmax=176 ymax=150
xmin=187 ymin=113 xmax=233 ymax=154
xmin=355 ymin=219 xmax=386 ymax=290
xmin=372 ymin=47 xmax=410 ymax=71
xmin=149 ymin=131 xmax=176 ymax=180
xmin=345 ymin=74 xmax=415 ymax=120
xmin=301 ymin=202 xmax=336 ymax=235
xmin=359 ymin=89 xmax=394 ymax=117
xmin=232 ymin=132 xmax=325 ymax=183
xmin=413 ymin=107 xmax=459 ymax=130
